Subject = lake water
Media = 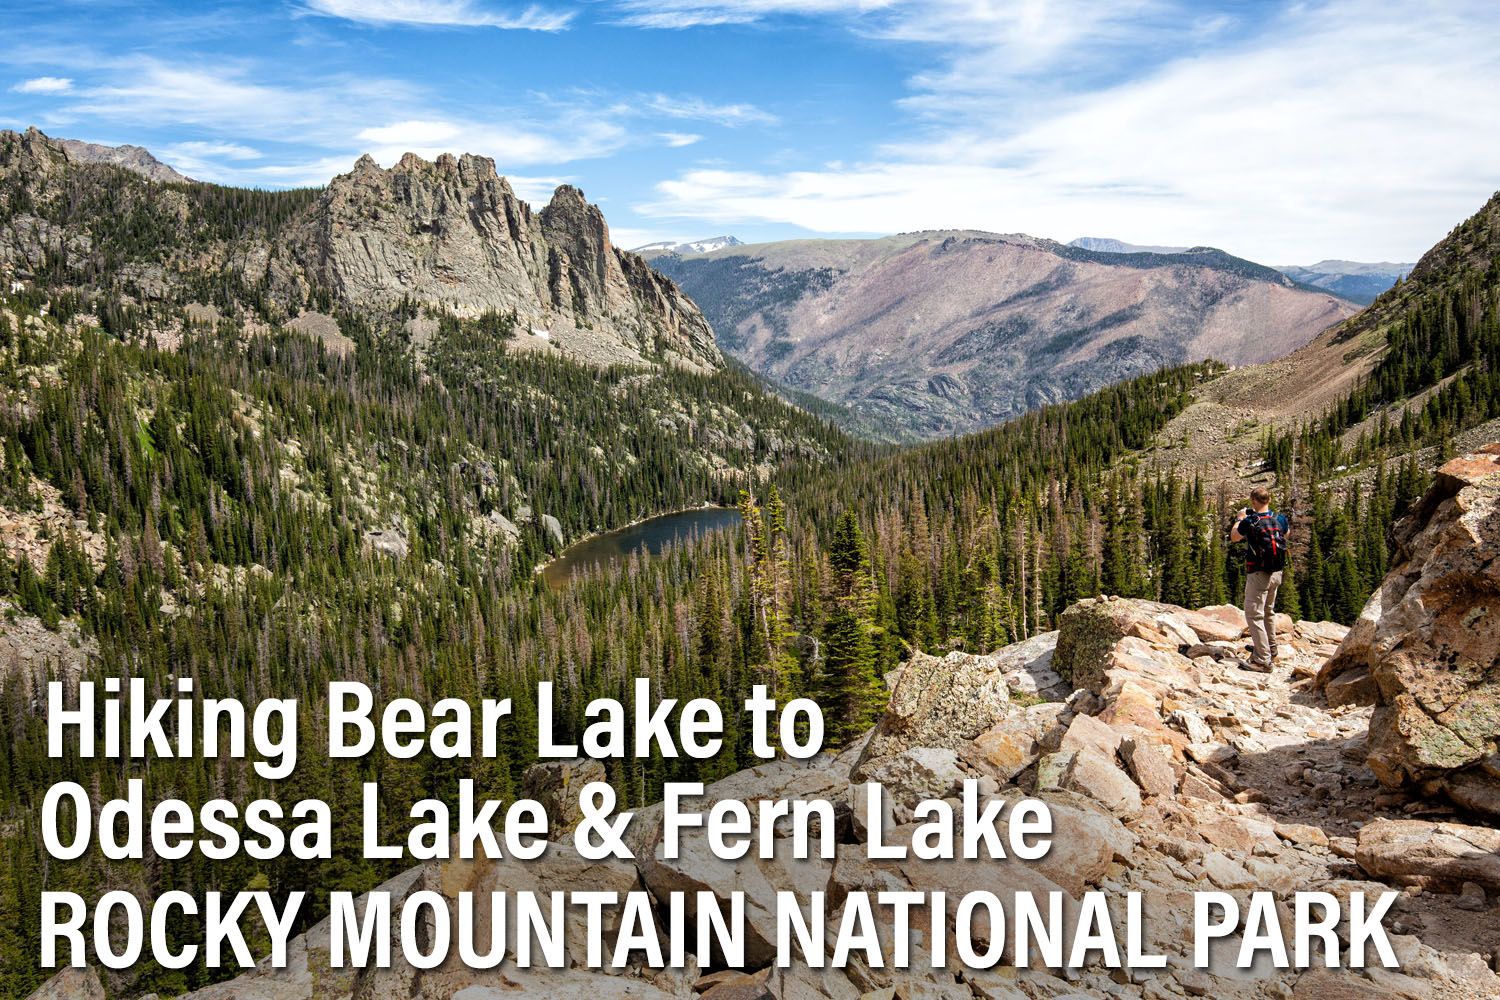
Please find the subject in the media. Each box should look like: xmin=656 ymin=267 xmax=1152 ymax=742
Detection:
xmin=540 ymin=506 xmax=743 ymax=588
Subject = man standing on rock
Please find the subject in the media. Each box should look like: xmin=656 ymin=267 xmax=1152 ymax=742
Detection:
xmin=1231 ymin=486 xmax=1290 ymax=670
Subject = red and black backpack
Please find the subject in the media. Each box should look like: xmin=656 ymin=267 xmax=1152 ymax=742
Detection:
xmin=1243 ymin=511 xmax=1287 ymax=572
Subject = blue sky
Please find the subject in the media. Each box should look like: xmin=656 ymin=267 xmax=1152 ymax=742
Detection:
xmin=2 ymin=0 xmax=1498 ymax=262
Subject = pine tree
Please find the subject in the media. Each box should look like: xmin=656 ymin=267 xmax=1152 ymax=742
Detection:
xmin=817 ymin=510 xmax=885 ymax=745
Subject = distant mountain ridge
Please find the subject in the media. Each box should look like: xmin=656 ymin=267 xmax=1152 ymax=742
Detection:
xmin=53 ymin=136 xmax=193 ymax=183
xmin=1069 ymin=235 xmax=1411 ymax=306
xmin=1275 ymin=260 xmax=1413 ymax=305
xmin=1068 ymin=236 xmax=1191 ymax=254
xmin=634 ymin=235 xmax=743 ymax=255
xmin=650 ymin=229 xmax=1357 ymax=439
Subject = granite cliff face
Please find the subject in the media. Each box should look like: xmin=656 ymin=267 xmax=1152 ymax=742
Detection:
xmin=286 ymin=153 xmax=720 ymax=368
xmin=0 ymin=129 xmax=719 ymax=370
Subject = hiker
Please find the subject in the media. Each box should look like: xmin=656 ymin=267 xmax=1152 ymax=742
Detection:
xmin=1230 ymin=486 xmax=1289 ymax=670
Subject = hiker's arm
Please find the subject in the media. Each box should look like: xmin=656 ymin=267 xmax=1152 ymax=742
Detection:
xmin=1229 ymin=522 xmax=1243 ymax=543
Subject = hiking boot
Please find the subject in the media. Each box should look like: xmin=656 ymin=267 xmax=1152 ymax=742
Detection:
xmin=1240 ymin=658 xmax=1273 ymax=673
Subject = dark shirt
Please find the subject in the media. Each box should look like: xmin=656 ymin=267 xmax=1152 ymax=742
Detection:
xmin=1237 ymin=510 xmax=1289 ymax=573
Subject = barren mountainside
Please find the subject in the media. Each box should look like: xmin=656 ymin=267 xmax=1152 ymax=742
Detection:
xmin=649 ymin=231 xmax=1357 ymax=439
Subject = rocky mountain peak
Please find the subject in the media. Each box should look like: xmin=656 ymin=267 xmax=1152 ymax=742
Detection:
xmin=2 ymin=128 xmax=68 ymax=178
xmin=541 ymin=183 xmax=607 ymax=240
xmin=50 ymin=133 xmax=192 ymax=183
xmin=289 ymin=152 xmax=718 ymax=369
xmin=545 ymin=183 xmax=591 ymax=210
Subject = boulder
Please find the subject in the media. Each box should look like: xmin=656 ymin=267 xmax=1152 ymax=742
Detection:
xmin=854 ymin=746 xmax=967 ymax=813
xmin=1178 ymin=605 xmax=1248 ymax=642
xmin=858 ymin=649 xmax=1011 ymax=766
xmin=26 ymin=969 xmax=106 ymax=1000
xmin=1318 ymin=446 xmax=1500 ymax=815
xmin=1019 ymin=791 xmax=1136 ymax=892
xmin=1324 ymin=665 xmax=1378 ymax=708
xmin=522 ymin=757 xmax=608 ymax=840
xmin=1121 ymin=736 xmax=1178 ymax=798
xmin=985 ymin=630 xmax=1069 ymax=700
xmin=1355 ymin=818 xmax=1500 ymax=891
xmin=700 ymin=969 xmax=775 ymax=1000
xmin=1053 ymin=598 xmax=1200 ymax=700
xmin=1057 ymin=747 xmax=1143 ymax=819
xmin=1058 ymin=712 xmax=1123 ymax=758
xmin=967 ymin=701 xmax=1067 ymax=780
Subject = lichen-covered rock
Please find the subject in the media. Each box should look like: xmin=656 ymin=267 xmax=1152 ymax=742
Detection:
xmin=856 ymin=649 xmax=1011 ymax=766
xmin=1319 ymin=445 xmax=1500 ymax=815
xmin=522 ymin=757 xmax=608 ymax=839
xmin=853 ymin=746 xmax=967 ymax=812
xmin=1053 ymin=597 xmax=1199 ymax=697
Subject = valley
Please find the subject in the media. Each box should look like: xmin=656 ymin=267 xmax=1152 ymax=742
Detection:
xmin=1 ymin=130 xmax=1498 ymax=999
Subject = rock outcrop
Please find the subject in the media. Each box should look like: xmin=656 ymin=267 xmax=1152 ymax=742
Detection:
xmin=1318 ymin=445 xmax=1500 ymax=817
xmin=286 ymin=154 xmax=720 ymax=369
xmin=47 ymin=591 xmax=1495 ymax=1000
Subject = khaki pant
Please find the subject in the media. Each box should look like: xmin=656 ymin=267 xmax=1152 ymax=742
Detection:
xmin=1244 ymin=570 xmax=1282 ymax=665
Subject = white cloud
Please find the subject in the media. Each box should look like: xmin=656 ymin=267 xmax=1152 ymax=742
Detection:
xmin=356 ymin=119 xmax=461 ymax=146
xmin=640 ymin=1 xmax=1500 ymax=262
xmin=644 ymin=93 xmax=777 ymax=126
xmin=505 ymin=174 xmax=573 ymax=203
xmin=355 ymin=115 xmax=627 ymax=165
xmin=163 ymin=140 xmax=262 ymax=160
xmin=64 ymin=59 xmax=418 ymax=144
xmin=613 ymin=0 xmax=890 ymax=29
xmin=14 ymin=50 xmax=767 ymax=190
xmin=13 ymin=76 xmax=74 ymax=94
xmin=154 ymin=140 xmax=264 ymax=179
xmin=303 ymin=0 xmax=573 ymax=30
